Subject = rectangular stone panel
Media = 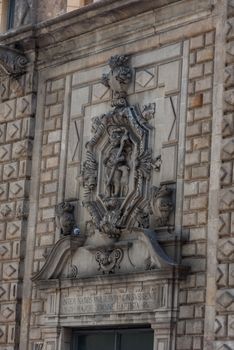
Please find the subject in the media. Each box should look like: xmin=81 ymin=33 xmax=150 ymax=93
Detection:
xmin=158 ymin=60 xmax=181 ymax=94
xmin=0 ymin=100 xmax=16 ymax=123
xmin=60 ymin=283 xmax=167 ymax=316
xmin=70 ymin=86 xmax=90 ymax=117
xmin=16 ymin=94 xmax=35 ymax=118
xmin=132 ymin=43 xmax=182 ymax=68
xmin=72 ymin=65 xmax=109 ymax=86
xmin=67 ymin=118 xmax=83 ymax=164
xmin=160 ymin=145 xmax=177 ymax=183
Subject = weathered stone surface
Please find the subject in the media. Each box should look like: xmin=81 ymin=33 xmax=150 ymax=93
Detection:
xmin=0 ymin=1 xmax=231 ymax=349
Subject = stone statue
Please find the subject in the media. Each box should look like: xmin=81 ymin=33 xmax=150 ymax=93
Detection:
xmin=55 ymin=202 xmax=76 ymax=236
xmin=104 ymin=127 xmax=130 ymax=198
xmin=14 ymin=0 xmax=32 ymax=27
xmin=150 ymin=185 xmax=174 ymax=227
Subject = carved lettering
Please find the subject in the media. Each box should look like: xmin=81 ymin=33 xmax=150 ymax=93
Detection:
xmin=60 ymin=288 xmax=166 ymax=315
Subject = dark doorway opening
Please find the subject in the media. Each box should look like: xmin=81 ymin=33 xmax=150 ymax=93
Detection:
xmin=72 ymin=327 xmax=154 ymax=350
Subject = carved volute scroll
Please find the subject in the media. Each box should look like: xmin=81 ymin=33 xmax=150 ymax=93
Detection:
xmin=82 ymin=55 xmax=173 ymax=238
xmin=0 ymin=46 xmax=28 ymax=77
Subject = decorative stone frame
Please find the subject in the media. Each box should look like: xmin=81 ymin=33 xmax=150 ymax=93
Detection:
xmin=34 ymin=268 xmax=187 ymax=350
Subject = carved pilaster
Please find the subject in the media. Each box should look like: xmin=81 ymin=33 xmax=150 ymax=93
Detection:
xmin=152 ymin=323 xmax=175 ymax=350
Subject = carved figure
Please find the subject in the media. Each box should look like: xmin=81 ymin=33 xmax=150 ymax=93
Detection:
xmin=150 ymin=185 xmax=173 ymax=227
xmin=55 ymin=202 xmax=76 ymax=235
xmin=104 ymin=127 xmax=130 ymax=197
xmin=14 ymin=0 xmax=32 ymax=27
xmin=95 ymin=248 xmax=123 ymax=274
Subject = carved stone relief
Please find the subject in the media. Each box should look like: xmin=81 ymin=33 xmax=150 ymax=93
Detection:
xmin=82 ymin=55 xmax=173 ymax=239
xmin=0 ymin=46 xmax=28 ymax=77
xmin=35 ymin=54 xmax=182 ymax=289
xmin=14 ymin=0 xmax=32 ymax=27
xmin=95 ymin=248 xmax=123 ymax=274
xmin=150 ymin=185 xmax=173 ymax=227
xmin=55 ymin=201 xmax=77 ymax=236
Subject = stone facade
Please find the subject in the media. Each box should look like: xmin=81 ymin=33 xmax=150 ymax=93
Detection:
xmin=0 ymin=1 xmax=233 ymax=350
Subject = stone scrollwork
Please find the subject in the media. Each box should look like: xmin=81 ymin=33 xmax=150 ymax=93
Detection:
xmin=82 ymin=150 xmax=98 ymax=192
xmin=0 ymin=46 xmax=28 ymax=77
xmin=150 ymin=185 xmax=174 ymax=227
xmin=82 ymin=55 xmax=174 ymax=238
xmin=82 ymin=103 xmax=154 ymax=237
xmin=95 ymin=248 xmax=123 ymax=274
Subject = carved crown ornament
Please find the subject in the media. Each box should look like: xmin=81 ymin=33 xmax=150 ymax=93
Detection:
xmin=82 ymin=54 xmax=173 ymax=239
xmin=0 ymin=45 xmax=28 ymax=77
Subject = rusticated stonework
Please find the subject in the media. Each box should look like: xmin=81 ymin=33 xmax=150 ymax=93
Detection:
xmin=0 ymin=48 xmax=35 ymax=349
xmin=214 ymin=1 xmax=234 ymax=349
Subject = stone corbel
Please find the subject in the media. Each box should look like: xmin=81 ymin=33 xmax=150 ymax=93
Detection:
xmin=0 ymin=45 xmax=28 ymax=77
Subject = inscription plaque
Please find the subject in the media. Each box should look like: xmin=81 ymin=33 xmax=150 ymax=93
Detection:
xmin=60 ymin=285 xmax=167 ymax=315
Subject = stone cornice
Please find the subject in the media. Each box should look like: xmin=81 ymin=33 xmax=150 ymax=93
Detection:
xmin=0 ymin=0 xmax=213 ymax=70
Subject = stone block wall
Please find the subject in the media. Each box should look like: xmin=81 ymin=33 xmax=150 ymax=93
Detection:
xmin=34 ymin=78 xmax=65 ymax=273
xmin=177 ymin=30 xmax=215 ymax=350
xmin=0 ymin=71 xmax=36 ymax=349
xmin=215 ymin=1 xmax=234 ymax=348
